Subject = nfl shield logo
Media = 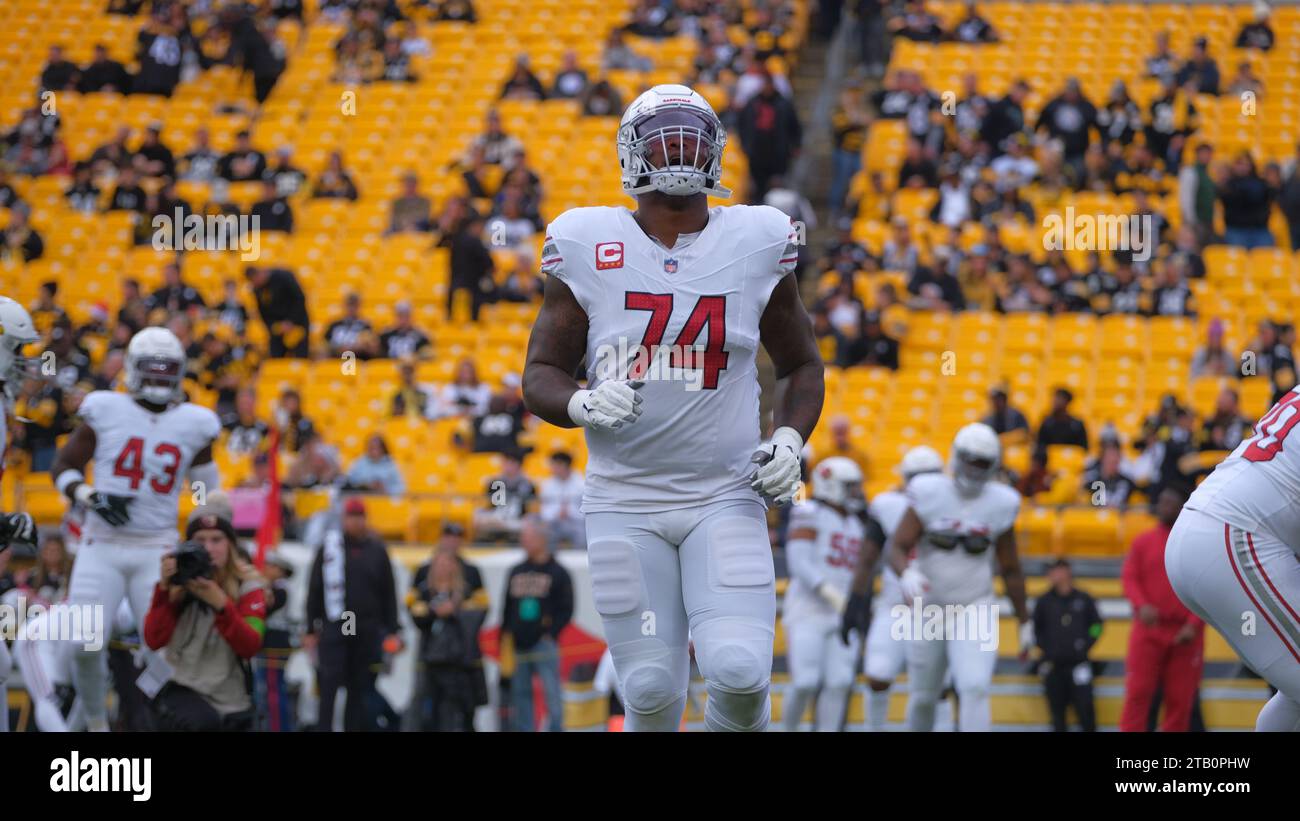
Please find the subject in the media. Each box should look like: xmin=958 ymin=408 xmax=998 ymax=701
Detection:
xmin=664 ymin=258 xmax=678 ymax=274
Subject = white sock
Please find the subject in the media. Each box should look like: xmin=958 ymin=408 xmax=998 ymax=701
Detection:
xmin=867 ymin=688 xmax=891 ymax=731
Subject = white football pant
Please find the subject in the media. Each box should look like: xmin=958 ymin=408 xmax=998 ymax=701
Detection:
xmin=68 ymin=540 xmax=167 ymax=731
xmin=905 ymin=596 xmax=998 ymax=732
xmin=1166 ymin=508 xmax=1300 ymax=731
xmin=586 ymin=499 xmax=775 ymax=732
xmin=782 ymin=616 xmax=857 ymax=731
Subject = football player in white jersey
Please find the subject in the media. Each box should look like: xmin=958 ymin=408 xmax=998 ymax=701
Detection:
xmin=0 ymin=296 xmax=41 ymax=731
xmin=859 ymin=423 xmax=1030 ymax=731
xmin=1167 ymin=388 xmax=1300 ymax=731
xmin=849 ymin=444 xmax=944 ymax=732
xmin=522 ymin=84 xmax=824 ymax=731
xmin=781 ymin=457 xmax=878 ymax=731
xmin=51 ymin=326 xmax=222 ymax=731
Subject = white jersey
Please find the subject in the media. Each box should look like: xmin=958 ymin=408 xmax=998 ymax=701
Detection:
xmin=77 ymin=391 xmax=221 ymax=542
xmin=907 ymin=472 xmax=1021 ymax=607
xmin=868 ymin=488 xmax=910 ymax=597
xmin=542 ymin=204 xmax=799 ymax=513
xmin=1186 ymin=388 xmax=1300 ymax=549
xmin=783 ymin=499 xmax=865 ymax=623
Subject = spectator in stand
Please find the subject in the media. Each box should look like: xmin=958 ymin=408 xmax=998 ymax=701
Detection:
xmin=1035 ymin=78 xmax=1097 ymax=173
xmin=390 ymin=360 xmax=435 ymax=419
xmin=379 ymin=300 xmax=433 ymax=360
xmin=79 ymin=43 xmax=131 ymax=93
xmin=1267 ymin=323 xmax=1297 ymax=404
xmin=1033 ymin=558 xmax=1101 ymax=732
xmin=1014 ymin=446 xmax=1058 ymax=501
xmin=950 ymin=1 xmax=998 ymax=42
xmin=272 ymin=387 xmax=316 ymax=454
xmin=380 ymin=39 xmax=416 ymax=83
xmin=1280 ymin=141 xmax=1300 ymax=251
xmin=218 ymin=130 xmax=267 ymax=182
xmin=213 ymin=279 xmax=249 ymax=337
xmin=284 ymin=431 xmax=342 ymax=490
xmin=814 ymin=414 xmax=870 ymax=478
xmin=134 ymin=122 xmax=176 ymax=179
xmin=982 ymin=386 xmax=1031 ymax=445
xmin=1201 ymin=388 xmax=1252 ymax=453
xmin=389 ymin=171 xmax=431 ymax=234
xmin=247 ymin=265 xmax=310 ymax=358
xmin=407 ymin=549 xmax=479 ymax=731
xmin=438 ymin=358 xmax=493 ymax=419
xmin=251 ymin=179 xmax=294 ymax=234
xmin=1038 ymin=387 xmax=1089 ymax=450
xmin=346 ymin=434 xmax=406 ymax=495
xmin=980 ymin=79 xmax=1031 ymax=157
xmin=448 ymin=213 xmax=495 ymax=321
xmin=39 ymin=45 xmax=79 ymax=92
xmin=550 ymin=50 xmax=588 ymax=99
xmin=1120 ymin=487 xmax=1203 ymax=732
xmin=472 ymin=450 xmax=536 ymax=543
xmin=311 ymin=151 xmax=360 ymax=201
xmin=881 ymin=216 xmax=920 ymax=273
xmin=1217 ymin=151 xmax=1276 ymax=249
xmin=324 ymin=292 xmax=378 ymax=360
xmin=1189 ymin=318 xmax=1237 ymax=379
xmin=1174 ymin=35 xmax=1220 ymax=96
xmin=888 ymin=0 xmax=942 ymax=42
xmin=499 ymin=54 xmax=545 ymax=101
xmin=1081 ymin=440 xmax=1137 ymax=508
xmin=65 ymin=163 xmax=102 ymax=214
xmin=907 ymin=265 xmax=965 ymax=312
xmin=265 ymin=146 xmax=308 ymax=197
xmin=222 ymin=387 xmax=269 ymax=457
xmin=737 ymin=71 xmax=802 ymax=202
xmin=1177 ymin=142 xmax=1217 ymax=245
xmin=501 ymin=517 xmax=573 ymax=732
xmin=898 ymin=137 xmax=938 ymax=189
xmin=538 ymin=451 xmax=585 ymax=550
xmin=106 ymin=167 xmax=146 ymax=212
xmin=1236 ymin=1 xmax=1275 ymax=51
xmin=90 ymin=126 xmax=134 ymax=175
xmin=467 ymin=109 xmax=523 ymax=167
xmin=305 ymin=497 xmax=402 ymax=732
xmin=829 ymin=83 xmax=869 ymax=218
xmin=1225 ymin=61 xmax=1265 ymax=99
xmin=469 ymin=394 xmax=526 ymax=455
xmin=601 ymin=29 xmax=652 ymax=73
xmin=1 ymin=208 xmax=43 ymax=263
xmin=844 ymin=310 xmax=899 ymax=369
xmin=580 ymin=75 xmax=623 ymax=117
xmin=180 ymin=128 xmax=221 ymax=184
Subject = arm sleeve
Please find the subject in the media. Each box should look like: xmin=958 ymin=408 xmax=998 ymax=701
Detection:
xmin=1120 ymin=539 xmax=1149 ymax=610
xmin=213 ymin=586 xmax=266 ymax=659
xmin=380 ymin=548 xmax=399 ymax=635
xmin=306 ymin=548 xmax=324 ymax=632
xmin=552 ymin=566 xmax=574 ymax=636
xmin=143 ymin=584 xmax=179 ymax=651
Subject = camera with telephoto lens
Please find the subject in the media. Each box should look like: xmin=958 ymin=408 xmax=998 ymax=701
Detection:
xmin=170 ymin=541 xmax=215 ymax=584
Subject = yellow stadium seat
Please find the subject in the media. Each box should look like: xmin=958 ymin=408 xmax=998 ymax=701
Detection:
xmin=1057 ymin=507 xmax=1123 ymax=556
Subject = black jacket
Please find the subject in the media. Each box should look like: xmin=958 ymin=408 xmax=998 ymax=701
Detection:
xmin=306 ymin=530 xmax=399 ymax=637
xmin=253 ymin=267 xmax=309 ymax=330
xmin=501 ymin=556 xmax=573 ymax=652
xmin=1033 ymin=587 xmax=1102 ymax=663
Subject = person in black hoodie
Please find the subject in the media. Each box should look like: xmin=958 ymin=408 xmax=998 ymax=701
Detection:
xmin=246 ymin=265 xmax=309 ymax=357
xmin=737 ymin=72 xmax=802 ymax=203
xmin=448 ymin=213 xmax=495 ymax=321
xmin=219 ymin=4 xmax=285 ymax=104
xmin=408 ymin=547 xmax=484 ymax=730
xmin=79 ymin=43 xmax=132 ymax=93
xmin=304 ymin=497 xmax=402 ymax=731
xmin=1218 ymin=151 xmax=1277 ymax=249
xmin=1032 ymin=558 xmax=1103 ymax=731
xmin=501 ymin=518 xmax=573 ymax=732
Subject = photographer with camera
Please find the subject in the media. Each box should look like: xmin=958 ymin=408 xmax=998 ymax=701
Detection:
xmin=144 ymin=512 xmax=267 ymax=731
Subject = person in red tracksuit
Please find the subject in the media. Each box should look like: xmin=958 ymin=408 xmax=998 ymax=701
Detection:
xmin=1119 ymin=486 xmax=1204 ymax=732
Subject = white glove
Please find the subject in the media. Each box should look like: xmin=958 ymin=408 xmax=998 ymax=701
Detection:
xmin=899 ymin=564 xmax=929 ymax=603
xmin=1018 ymin=619 xmax=1036 ymax=657
xmin=750 ymin=426 xmax=803 ymax=505
xmin=816 ymin=582 xmax=847 ymax=614
xmin=568 ymin=379 xmax=644 ymax=431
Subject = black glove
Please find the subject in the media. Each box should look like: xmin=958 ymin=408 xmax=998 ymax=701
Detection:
xmin=840 ymin=590 xmax=872 ymax=646
xmin=0 ymin=511 xmax=35 ymax=548
xmin=86 ymin=492 xmax=133 ymax=527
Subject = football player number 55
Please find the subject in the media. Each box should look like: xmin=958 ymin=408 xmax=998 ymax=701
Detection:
xmin=625 ymin=292 xmax=729 ymax=389
xmin=113 ymin=437 xmax=182 ymax=493
xmin=1242 ymin=391 xmax=1300 ymax=463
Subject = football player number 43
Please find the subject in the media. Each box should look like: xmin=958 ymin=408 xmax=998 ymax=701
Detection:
xmin=113 ymin=437 xmax=182 ymax=493
xmin=625 ymin=292 xmax=729 ymax=389
xmin=1242 ymin=390 xmax=1300 ymax=462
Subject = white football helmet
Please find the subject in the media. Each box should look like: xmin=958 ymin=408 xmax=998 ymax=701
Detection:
xmin=811 ymin=456 xmax=864 ymax=510
xmin=125 ymin=326 xmax=186 ymax=405
xmin=0 ymin=296 xmax=40 ymax=405
xmin=899 ymin=445 xmax=944 ymax=480
xmin=949 ymin=423 xmax=1001 ymax=496
xmin=617 ymin=84 xmax=731 ymax=199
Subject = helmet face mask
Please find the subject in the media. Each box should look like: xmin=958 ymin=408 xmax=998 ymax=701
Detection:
xmin=948 ymin=423 xmax=1001 ymax=496
xmin=0 ymin=297 xmax=41 ymax=405
xmin=125 ymin=328 xmax=186 ymax=406
xmin=618 ymin=85 xmax=731 ymax=199
xmin=812 ymin=457 xmax=864 ymax=510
